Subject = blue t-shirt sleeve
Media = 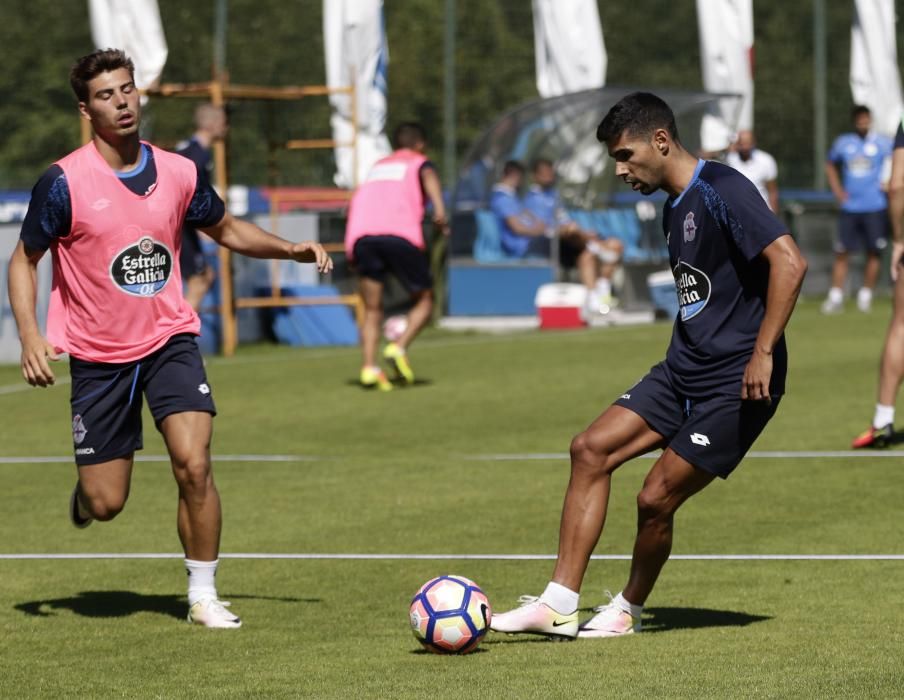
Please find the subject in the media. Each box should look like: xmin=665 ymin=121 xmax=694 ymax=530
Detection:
xmin=185 ymin=175 xmax=226 ymax=229
xmin=19 ymin=165 xmax=71 ymax=253
xmin=718 ymin=175 xmax=788 ymax=261
xmin=895 ymin=123 xmax=904 ymax=150
xmin=490 ymin=191 xmax=523 ymax=220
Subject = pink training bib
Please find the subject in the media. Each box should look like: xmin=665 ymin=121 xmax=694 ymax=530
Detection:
xmin=48 ymin=142 xmax=200 ymax=363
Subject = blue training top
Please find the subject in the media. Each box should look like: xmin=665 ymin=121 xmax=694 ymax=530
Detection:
xmin=827 ymin=131 xmax=893 ymax=213
xmin=663 ymin=160 xmax=789 ymax=398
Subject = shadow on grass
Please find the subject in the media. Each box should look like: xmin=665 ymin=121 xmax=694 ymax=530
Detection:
xmin=15 ymin=590 xmax=320 ymax=621
xmin=409 ymin=646 xmax=489 ymax=655
xmin=634 ymin=606 xmax=771 ymax=633
xmin=345 ymin=378 xmax=433 ymax=390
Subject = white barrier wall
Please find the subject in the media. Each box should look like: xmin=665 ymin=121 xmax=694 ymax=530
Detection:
xmin=0 ymin=224 xmax=52 ymax=364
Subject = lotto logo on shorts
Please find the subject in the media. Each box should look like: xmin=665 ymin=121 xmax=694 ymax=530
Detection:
xmin=109 ymin=231 xmax=173 ymax=297
xmin=690 ymin=433 xmax=711 ymax=446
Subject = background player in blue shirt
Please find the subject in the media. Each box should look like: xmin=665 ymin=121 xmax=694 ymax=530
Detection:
xmin=524 ymin=158 xmax=623 ymax=313
xmin=852 ymin=119 xmax=904 ymax=448
xmin=491 ymin=92 xmax=807 ymax=640
xmin=823 ymin=106 xmax=892 ymax=314
xmin=174 ymin=103 xmax=228 ymax=312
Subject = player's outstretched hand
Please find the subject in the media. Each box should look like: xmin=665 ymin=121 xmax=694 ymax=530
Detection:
xmin=741 ymin=348 xmax=773 ymax=403
xmin=290 ymin=242 xmax=334 ymax=274
xmin=20 ymin=332 xmax=59 ymax=388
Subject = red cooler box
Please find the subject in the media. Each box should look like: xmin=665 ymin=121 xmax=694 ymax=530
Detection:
xmin=535 ymin=283 xmax=587 ymax=329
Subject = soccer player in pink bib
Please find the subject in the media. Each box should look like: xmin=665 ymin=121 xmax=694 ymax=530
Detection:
xmin=7 ymin=49 xmax=332 ymax=629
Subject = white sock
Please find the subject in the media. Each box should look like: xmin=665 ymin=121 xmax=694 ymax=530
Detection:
xmin=828 ymin=287 xmax=843 ymax=304
xmin=613 ymin=591 xmax=643 ymax=619
xmin=858 ymin=287 xmax=872 ymax=303
xmin=540 ymin=581 xmax=579 ymax=614
xmin=873 ymin=404 xmax=895 ymax=429
xmin=185 ymin=559 xmax=218 ymax=606
xmin=595 ymin=278 xmax=612 ymax=297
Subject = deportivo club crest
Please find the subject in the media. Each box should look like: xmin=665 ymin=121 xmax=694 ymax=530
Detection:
xmin=683 ymin=212 xmax=697 ymax=243
xmin=72 ymin=414 xmax=87 ymax=445
xmin=110 ymin=235 xmax=173 ymax=297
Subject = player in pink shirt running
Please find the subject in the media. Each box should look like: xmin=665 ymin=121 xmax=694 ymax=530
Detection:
xmin=7 ymin=49 xmax=332 ymax=629
xmin=344 ymin=122 xmax=449 ymax=390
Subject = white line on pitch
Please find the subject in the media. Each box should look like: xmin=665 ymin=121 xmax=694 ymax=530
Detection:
xmin=0 ymin=553 xmax=902 ymax=561
xmin=0 ymin=377 xmax=71 ymax=395
xmin=0 ymin=454 xmax=319 ymax=464
xmin=2 ymin=450 xmax=903 ymax=465
xmin=464 ymin=450 xmax=904 ymax=460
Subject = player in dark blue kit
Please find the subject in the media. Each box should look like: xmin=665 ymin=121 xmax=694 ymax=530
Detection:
xmin=175 ymin=103 xmax=228 ymax=311
xmin=492 ymin=92 xmax=807 ymax=639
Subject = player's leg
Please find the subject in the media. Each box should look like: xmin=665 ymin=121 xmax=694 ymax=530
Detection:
xmin=68 ymin=356 xmax=144 ymax=527
xmin=144 ymin=334 xmax=238 ymax=628
xmin=383 ymin=237 xmax=434 ymax=384
xmin=183 ymin=269 xmax=214 ymax=313
xmin=354 ymin=238 xmax=392 ymax=391
xmin=623 ymin=450 xmax=715 ymax=604
xmin=74 ymin=457 xmax=134 ymax=524
xmin=579 ymin=393 xmax=779 ymax=639
xmin=396 ymin=288 xmax=432 ymax=350
xmin=854 ymin=253 xmax=904 ymax=447
xmin=491 ymin=364 xmax=679 ymax=639
xmin=823 ymin=215 xmax=852 ymax=313
xmin=553 ymin=406 xmax=667 ymax=591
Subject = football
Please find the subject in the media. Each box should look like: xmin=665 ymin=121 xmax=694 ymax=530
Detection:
xmin=408 ymin=575 xmax=492 ymax=654
xmin=383 ymin=314 xmax=408 ymax=342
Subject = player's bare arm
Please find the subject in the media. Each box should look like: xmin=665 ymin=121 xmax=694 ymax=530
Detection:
xmin=200 ymin=212 xmax=333 ymax=273
xmin=420 ymin=167 xmax=450 ymax=235
xmin=7 ymin=241 xmax=59 ymax=387
xmin=824 ymin=161 xmax=847 ymax=205
xmin=742 ymin=234 xmax=807 ymax=401
xmin=887 ymin=148 xmax=904 ymax=280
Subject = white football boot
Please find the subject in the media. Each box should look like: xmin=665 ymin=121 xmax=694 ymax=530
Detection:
xmin=490 ymin=595 xmax=578 ymax=640
xmin=187 ymin=598 xmax=242 ymax=629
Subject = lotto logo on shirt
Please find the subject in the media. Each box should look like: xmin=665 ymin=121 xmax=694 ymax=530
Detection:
xmin=110 ymin=235 xmax=173 ymax=297
xmin=674 ymin=261 xmax=711 ymax=321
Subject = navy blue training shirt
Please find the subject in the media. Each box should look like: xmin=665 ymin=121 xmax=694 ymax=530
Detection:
xmin=20 ymin=143 xmax=226 ymax=253
xmin=663 ymin=159 xmax=789 ymax=397
xmin=895 ymin=121 xmax=904 ymax=150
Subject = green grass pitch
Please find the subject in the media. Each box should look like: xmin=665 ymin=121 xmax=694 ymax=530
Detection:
xmin=1 ymin=299 xmax=903 ymax=698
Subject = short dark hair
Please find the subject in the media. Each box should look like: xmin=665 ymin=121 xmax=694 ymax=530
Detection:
xmin=392 ymin=122 xmax=427 ymax=150
xmin=852 ymin=105 xmax=871 ymax=119
xmin=530 ymin=157 xmax=554 ymax=173
xmin=70 ymin=48 xmax=135 ymax=102
xmin=502 ymin=160 xmax=526 ymax=177
xmin=596 ymin=92 xmax=679 ymax=144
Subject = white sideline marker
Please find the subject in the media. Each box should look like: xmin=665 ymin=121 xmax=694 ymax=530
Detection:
xmin=0 ymin=553 xmax=902 ymax=561
xmin=4 ymin=450 xmax=904 ymax=465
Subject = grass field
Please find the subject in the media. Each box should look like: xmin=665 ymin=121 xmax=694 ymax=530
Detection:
xmin=1 ymin=299 xmax=903 ymax=698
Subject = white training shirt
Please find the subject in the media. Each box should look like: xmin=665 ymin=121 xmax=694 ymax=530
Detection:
xmin=725 ymin=149 xmax=778 ymax=208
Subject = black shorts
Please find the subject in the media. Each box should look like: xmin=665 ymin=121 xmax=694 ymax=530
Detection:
xmin=353 ymin=235 xmax=433 ymax=292
xmin=69 ymin=334 xmax=216 ymax=466
xmin=180 ymin=228 xmax=209 ymax=278
xmin=614 ymin=362 xmax=780 ymax=478
xmin=559 ymin=237 xmax=584 ymax=268
xmin=835 ymin=211 xmax=888 ymax=254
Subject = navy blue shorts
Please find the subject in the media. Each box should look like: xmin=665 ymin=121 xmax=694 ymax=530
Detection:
xmin=180 ymin=228 xmax=209 ymax=278
xmin=69 ymin=334 xmax=216 ymax=466
xmin=353 ymin=235 xmax=433 ymax=292
xmin=614 ymin=362 xmax=780 ymax=478
xmin=835 ymin=211 xmax=888 ymax=254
